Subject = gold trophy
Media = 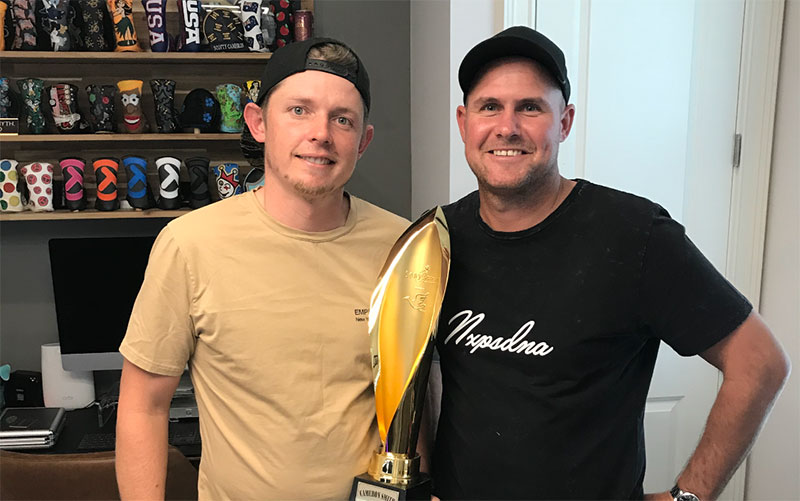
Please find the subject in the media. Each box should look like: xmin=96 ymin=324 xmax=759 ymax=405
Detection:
xmin=350 ymin=207 xmax=451 ymax=501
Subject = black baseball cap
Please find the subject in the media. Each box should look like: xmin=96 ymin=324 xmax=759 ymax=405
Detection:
xmin=255 ymin=37 xmax=371 ymax=111
xmin=459 ymin=26 xmax=570 ymax=103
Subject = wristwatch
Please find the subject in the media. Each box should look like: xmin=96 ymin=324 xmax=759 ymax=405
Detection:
xmin=670 ymin=484 xmax=701 ymax=501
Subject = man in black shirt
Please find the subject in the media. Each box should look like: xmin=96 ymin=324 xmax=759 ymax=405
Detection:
xmin=422 ymin=26 xmax=790 ymax=501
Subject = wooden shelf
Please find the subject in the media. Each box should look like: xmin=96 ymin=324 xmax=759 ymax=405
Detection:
xmin=0 ymin=52 xmax=272 ymax=64
xmin=0 ymin=208 xmax=192 ymax=221
xmin=1 ymin=133 xmax=242 ymax=143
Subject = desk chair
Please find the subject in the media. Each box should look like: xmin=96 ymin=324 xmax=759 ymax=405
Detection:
xmin=0 ymin=445 xmax=198 ymax=500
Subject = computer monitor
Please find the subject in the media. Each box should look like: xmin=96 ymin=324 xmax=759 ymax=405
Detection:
xmin=48 ymin=236 xmax=156 ymax=371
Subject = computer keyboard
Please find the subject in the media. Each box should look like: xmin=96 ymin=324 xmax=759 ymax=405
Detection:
xmin=77 ymin=432 xmax=115 ymax=451
xmin=76 ymin=420 xmax=201 ymax=451
xmin=168 ymin=420 xmax=202 ymax=446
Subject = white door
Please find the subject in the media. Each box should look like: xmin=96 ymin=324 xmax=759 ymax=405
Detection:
xmin=531 ymin=0 xmax=746 ymax=497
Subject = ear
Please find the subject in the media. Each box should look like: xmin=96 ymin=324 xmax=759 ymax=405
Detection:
xmin=456 ymin=105 xmax=467 ymax=143
xmin=243 ymin=102 xmax=266 ymax=143
xmin=559 ymin=104 xmax=576 ymax=142
xmin=357 ymin=124 xmax=374 ymax=158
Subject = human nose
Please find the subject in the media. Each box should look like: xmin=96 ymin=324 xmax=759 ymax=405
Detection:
xmin=495 ymin=109 xmax=520 ymax=139
xmin=309 ymin=114 xmax=332 ymax=144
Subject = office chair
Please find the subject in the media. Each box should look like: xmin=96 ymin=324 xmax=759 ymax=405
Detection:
xmin=0 ymin=445 xmax=198 ymax=500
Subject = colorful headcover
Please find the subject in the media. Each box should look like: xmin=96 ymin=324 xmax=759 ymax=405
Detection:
xmin=203 ymin=8 xmax=247 ymax=52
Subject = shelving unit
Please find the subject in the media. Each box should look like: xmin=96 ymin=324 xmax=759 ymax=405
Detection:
xmin=0 ymin=52 xmax=271 ymax=63
xmin=3 ymin=133 xmax=241 ymax=143
xmin=0 ymin=208 xmax=192 ymax=221
xmin=1 ymin=0 xmax=314 ymax=221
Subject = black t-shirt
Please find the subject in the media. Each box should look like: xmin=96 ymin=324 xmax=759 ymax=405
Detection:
xmin=432 ymin=180 xmax=752 ymax=500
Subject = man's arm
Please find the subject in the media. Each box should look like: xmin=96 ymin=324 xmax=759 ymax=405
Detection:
xmin=115 ymin=358 xmax=181 ymax=500
xmin=646 ymin=312 xmax=791 ymax=501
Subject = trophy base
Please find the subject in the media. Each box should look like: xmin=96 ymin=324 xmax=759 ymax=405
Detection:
xmin=349 ymin=472 xmax=431 ymax=501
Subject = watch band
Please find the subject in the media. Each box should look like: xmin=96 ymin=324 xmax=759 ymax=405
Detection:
xmin=670 ymin=484 xmax=701 ymax=501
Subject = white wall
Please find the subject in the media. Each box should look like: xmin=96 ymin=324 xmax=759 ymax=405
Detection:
xmin=448 ymin=1 xmax=504 ymax=203
xmin=410 ymin=0 xmax=503 ymax=217
xmin=746 ymin=0 xmax=800 ymax=498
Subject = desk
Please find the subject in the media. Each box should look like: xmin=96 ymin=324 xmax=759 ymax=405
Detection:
xmin=19 ymin=407 xmax=201 ymax=460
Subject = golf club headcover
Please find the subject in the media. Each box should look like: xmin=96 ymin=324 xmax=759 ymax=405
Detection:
xmin=215 ymin=83 xmax=243 ymax=133
xmin=10 ymin=0 xmax=37 ymax=49
xmin=77 ymin=0 xmax=107 ymax=50
xmin=0 ymin=159 xmax=24 ymax=212
xmin=212 ymin=162 xmax=241 ymax=200
xmin=59 ymin=156 xmax=87 ymax=211
xmin=0 ymin=77 xmax=11 ymax=118
xmin=268 ymin=0 xmax=292 ymax=49
xmin=92 ymin=157 xmax=120 ymax=211
xmin=150 ymin=78 xmax=179 ymax=133
xmin=259 ymin=6 xmax=275 ymax=50
xmin=185 ymin=156 xmax=210 ymax=208
xmin=85 ymin=83 xmax=116 ymax=132
xmin=18 ymin=77 xmax=46 ymax=134
xmin=243 ymin=79 xmax=260 ymax=103
xmin=240 ymin=120 xmax=264 ymax=168
xmin=41 ymin=0 xmax=70 ymax=50
xmin=179 ymin=88 xmax=220 ymax=132
xmin=105 ymin=0 xmax=140 ymax=51
xmin=122 ymin=155 xmax=154 ymax=209
xmin=176 ymin=0 xmax=200 ymax=52
xmin=155 ymin=155 xmax=182 ymax=209
xmin=66 ymin=0 xmax=85 ymax=50
xmin=0 ymin=1 xmax=7 ymax=51
xmin=243 ymin=166 xmax=263 ymax=192
xmin=140 ymin=0 xmax=169 ymax=51
xmin=20 ymin=161 xmax=54 ymax=212
xmin=117 ymin=79 xmax=147 ymax=133
xmin=47 ymin=83 xmax=89 ymax=133
xmin=203 ymin=8 xmax=246 ymax=52
xmin=237 ymin=0 xmax=264 ymax=52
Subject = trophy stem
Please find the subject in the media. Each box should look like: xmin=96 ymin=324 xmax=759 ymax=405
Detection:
xmin=367 ymin=448 xmax=421 ymax=486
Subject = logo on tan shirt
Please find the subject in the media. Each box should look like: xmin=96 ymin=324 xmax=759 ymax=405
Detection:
xmin=354 ymin=308 xmax=369 ymax=323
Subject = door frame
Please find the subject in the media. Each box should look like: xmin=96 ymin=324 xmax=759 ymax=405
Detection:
xmin=504 ymin=0 xmax=787 ymax=498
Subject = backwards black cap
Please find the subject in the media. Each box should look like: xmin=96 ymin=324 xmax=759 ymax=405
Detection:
xmin=459 ymin=26 xmax=570 ymax=103
xmin=255 ymin=37 xmax=371 ymax=111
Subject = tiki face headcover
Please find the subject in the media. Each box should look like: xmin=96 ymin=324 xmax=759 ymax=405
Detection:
xmin=117 ymin=79 xmax=147 ymax=133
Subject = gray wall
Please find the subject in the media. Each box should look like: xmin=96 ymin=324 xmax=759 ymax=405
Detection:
xmin=410 ymin=0 xmax=450 ymax=220
xmin=0 ymin=220 xmax=171 ymax=371
xmin=0 ymin=0 xmax=412 ymax=373
xmin=315 ymin=0 xmax=411 ymax=219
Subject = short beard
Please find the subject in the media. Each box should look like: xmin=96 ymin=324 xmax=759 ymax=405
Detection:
xmin=473 ymin=159 xmax=559 ymax=206
xmin=263 ymin=157 xmax=342 ymax=201
xmin=291 ymin=179 xmax=338 ymax=199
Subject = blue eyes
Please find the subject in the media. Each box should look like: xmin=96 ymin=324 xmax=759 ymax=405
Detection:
xmin=288 ymin=107 xmax=354 ymax=128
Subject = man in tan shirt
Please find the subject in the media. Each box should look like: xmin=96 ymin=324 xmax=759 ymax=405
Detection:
xmin=115 ymin=38 xmax=408 ymax=499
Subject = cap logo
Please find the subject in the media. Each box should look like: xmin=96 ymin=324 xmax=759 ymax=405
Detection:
xmin=305 ymin=59 xmax=358 ymax=87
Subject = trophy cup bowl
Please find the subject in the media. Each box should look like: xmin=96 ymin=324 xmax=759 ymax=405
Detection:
xmin=350 ymin=207 xmax=450 ymax=501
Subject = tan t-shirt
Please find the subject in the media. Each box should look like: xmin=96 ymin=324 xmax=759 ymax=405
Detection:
xmin=120 ymin=191 xmax=409 ymax=500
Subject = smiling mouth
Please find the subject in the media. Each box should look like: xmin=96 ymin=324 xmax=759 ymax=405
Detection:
xmin=489 ymin=149 xmax=529 ymax=157
xmin=124 ymin=115 xmax=140 ymax=126
xmin=298 ymin=155 xmax=334 ymax=165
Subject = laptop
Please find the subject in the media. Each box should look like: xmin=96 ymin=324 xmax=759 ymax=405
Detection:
xmin=0 ymin=407 xmax=66 ymax=449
